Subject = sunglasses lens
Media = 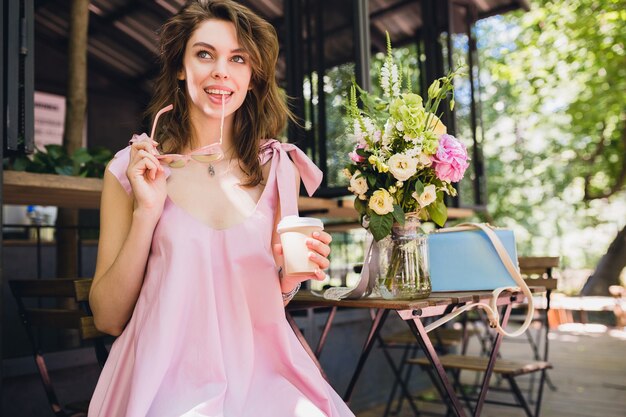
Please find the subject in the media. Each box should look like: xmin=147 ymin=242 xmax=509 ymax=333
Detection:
xmin=192 ymin=153 xmax=223 ymax=163
xmin=157 ymin=155 xmax=187 ymax=168
xmin=168 ymin=159 xmax=187 ymax=168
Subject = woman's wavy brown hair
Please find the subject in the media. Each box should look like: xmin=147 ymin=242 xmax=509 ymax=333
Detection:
xmin=146 ymin=0 xmax=292 ymax=186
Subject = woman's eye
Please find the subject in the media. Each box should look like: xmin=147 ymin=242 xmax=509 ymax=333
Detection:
xmin=197 ymin=50 xmax=212 ymax=59
xmin=231 ymin=55 xmax=246 ymax=64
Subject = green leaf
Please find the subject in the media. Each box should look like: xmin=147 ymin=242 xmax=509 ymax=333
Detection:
xmin=12 ymin=156 xmax=31 ymax=171
xmin=355 ymin=148 xmax=368 ymax=157
xmin=353 ymin=196 xmax=366 ymax=215
xmin=44 ymin=144 xmax=66 ymax=160
xmin=414 ymin=180 xmax=425 ymax=195
xmin=369 ymin=213 xmax=393 ymax=241
xmin=392 ymin=204 xmax=405 ymax=225
xmin=54 ymin=165 xmax=73 ymax=176
xmin=72 ymin=148 xmax=92 ymax=164
xmin=366 ymin=174 xmax=377 ymax=188
xmin=427 ymin=199 xmax=447 ymax=227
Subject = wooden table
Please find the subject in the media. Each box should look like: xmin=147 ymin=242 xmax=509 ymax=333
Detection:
xmin=286 ymin=288 xmax=545 ymax=417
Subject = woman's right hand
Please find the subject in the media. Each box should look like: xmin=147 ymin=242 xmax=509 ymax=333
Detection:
xmin=127 ymin=139 xmax=167 ymax=220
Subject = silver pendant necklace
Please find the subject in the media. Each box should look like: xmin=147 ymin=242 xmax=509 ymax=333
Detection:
xmin=208 ymin=164 xmax=215 ymax=176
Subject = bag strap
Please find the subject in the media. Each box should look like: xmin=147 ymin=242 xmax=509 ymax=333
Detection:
xmin=424 ymin=222 xmax=535 ymax=338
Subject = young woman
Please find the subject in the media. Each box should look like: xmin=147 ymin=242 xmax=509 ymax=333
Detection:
xmin=88 ymin=1 xmax=354 ymax=416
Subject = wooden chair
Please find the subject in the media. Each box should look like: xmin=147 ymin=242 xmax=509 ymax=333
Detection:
xmin=402 ymin=257 xmax=558 ymax=417
xmin=378 ymin=325 xmax=482 ymax=417
xmin=9 ymin=278 xmax=108 ymax=417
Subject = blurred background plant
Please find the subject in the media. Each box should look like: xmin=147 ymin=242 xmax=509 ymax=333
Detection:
xmin=4 ymin=144 xmax=113 ymax=178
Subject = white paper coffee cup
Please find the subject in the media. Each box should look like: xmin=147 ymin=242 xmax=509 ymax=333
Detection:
xmin=276 ymin=215 xmax=324 ymax=276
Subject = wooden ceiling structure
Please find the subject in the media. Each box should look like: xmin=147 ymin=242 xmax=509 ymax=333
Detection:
xmin=25 ymin=0 xmax=531 ymax=215
xmin=32 ymin=0 xmax=529 ymax=97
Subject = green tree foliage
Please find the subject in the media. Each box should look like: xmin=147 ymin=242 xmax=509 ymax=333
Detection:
xmin=476 ymin=0 xmax=625 ymax=270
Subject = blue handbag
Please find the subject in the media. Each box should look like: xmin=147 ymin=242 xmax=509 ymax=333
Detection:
xmin=428 ymin=225 xmax=519 ymax=292
xmin=424 ymin=223 xmax=534 ymax=338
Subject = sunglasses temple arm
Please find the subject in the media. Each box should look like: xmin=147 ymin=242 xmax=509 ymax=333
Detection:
xmin=150 ymin=104 xmax=174 ymax=141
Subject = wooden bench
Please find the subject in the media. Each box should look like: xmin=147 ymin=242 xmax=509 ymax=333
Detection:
xmin=408 ymin=354 xmax=551 ymax=417
xmin=408 ymin=354 xmax=552 ymax=377
xmin=383 ymin=327 xmax=475 ymax=348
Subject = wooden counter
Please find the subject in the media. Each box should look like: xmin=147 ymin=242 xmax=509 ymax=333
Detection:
xmin=3 ymin=171 xmax=103 ymax=209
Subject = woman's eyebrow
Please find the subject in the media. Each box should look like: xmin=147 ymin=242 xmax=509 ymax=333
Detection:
xmin=192 ymin=42 xmax=247 ymax=54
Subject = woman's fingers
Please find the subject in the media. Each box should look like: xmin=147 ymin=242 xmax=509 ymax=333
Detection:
xmin=311 ymin=268 xmax=327 ymax=281
xmin=312 ymin=230 xmax=332 ymax=245
xmin=131 ymin=140 xmax=159 ymax=155
xmin=142 ymin=159 xmax=158 ymax=180
xmin=130 ymin=144 xmax=163 ymax=181
xmin=306 ymin=237 xmax=330 ymax=258
xmin=308 ymin=251 xmax=330 ymax=270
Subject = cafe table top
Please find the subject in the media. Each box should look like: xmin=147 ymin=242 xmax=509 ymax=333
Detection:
xmin=288 ymin=286 xmax=546 ymax=312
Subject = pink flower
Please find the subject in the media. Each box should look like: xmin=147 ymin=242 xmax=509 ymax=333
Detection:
xmin=349 ymin=143 xmax=367 ymax=163
xmin=431 ymin=134 xmax=469 ymax=182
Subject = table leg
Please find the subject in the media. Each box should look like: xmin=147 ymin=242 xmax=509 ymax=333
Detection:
xmin=472 ymin=302 xmax=512 ymax=417
xmin=343 ymin=309 xmax=390 ymax=403
xmin=407 ymin=317 xmax=467 ymax=417
xmin=315 ymin=306 xmax=338 ymax=358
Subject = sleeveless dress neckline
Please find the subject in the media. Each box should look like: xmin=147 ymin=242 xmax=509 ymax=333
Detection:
xmin=163 ymin=154 xmax=275 ymax=232
xmin=88 ymin=138 xmax=355 ymax=417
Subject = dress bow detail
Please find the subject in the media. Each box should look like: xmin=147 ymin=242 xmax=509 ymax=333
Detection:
xmin=259 ymin=139 xmax=323 ymax=217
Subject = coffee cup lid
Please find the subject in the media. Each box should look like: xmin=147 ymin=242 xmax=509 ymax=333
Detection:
xmin=276 ymin=215 xmax=324 ymax=233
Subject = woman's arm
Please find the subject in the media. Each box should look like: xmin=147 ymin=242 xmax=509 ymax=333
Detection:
xmin=89 ymin=141 xmax=166 ymax=336
xmin=270 ymin=161 xmax=331 ymax=306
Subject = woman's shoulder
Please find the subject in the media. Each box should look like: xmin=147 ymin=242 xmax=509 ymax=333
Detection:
xmin=105 ymin=133 xmax=150 ymax=195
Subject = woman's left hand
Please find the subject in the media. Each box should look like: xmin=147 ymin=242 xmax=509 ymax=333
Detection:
xmin=304 ymin=230 xmax=332 ymax=281
xmin=273 ymin=230 xmax=332 ymax=282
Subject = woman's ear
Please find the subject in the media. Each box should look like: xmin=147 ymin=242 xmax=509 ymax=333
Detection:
xmin=177 ymin=68 xmax=185 ymax=81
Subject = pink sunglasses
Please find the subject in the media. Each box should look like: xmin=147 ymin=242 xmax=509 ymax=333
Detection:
xmin=150 ymin=97 xmax=226 ymax=168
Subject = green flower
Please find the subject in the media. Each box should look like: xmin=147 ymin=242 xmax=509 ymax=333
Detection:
xmin=422 ymin=131 xmax=440 ymax=155
xmin=389 ymin=94 xmax=427 ymax=138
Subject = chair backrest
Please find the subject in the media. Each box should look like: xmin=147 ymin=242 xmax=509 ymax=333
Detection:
xmin=9 ymin=278 xmax=108 ymax=417
xmin=519 ymin=256 xmax=559 ymax=291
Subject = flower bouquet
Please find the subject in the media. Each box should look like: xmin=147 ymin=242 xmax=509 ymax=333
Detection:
xmin=345 ymin=35 xmax=469 ymax=299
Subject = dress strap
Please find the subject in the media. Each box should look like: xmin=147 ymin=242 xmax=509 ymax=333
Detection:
xmin=259 ymin=139 xmax=323 ymax=218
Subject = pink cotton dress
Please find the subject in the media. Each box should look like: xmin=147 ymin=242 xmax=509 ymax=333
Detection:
xmin=88 ymin=139 xmax=354 ymax=417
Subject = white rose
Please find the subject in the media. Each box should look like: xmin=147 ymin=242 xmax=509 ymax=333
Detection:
xmin=413 ymin=184 xmax=437 ymax=207
xmin=368 ymin=189 xmax=394 ymax=215
xmin=417 ymin=152 xmax=432 ymax=167
xmin=388 ymin=153 xmax=418 ymax=182
xmin=349 ymin=171 xmax=369 ymax=195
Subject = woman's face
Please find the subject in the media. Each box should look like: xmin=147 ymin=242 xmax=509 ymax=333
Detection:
xmin=178 ymin=19 xmax=252 ymax=126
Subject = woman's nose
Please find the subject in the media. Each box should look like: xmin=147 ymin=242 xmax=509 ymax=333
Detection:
xmin=211 ymin=60 xmax=229 ymax=80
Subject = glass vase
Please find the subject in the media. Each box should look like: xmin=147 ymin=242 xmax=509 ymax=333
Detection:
xmin=377 ymin=215 xmax=431 ymax=300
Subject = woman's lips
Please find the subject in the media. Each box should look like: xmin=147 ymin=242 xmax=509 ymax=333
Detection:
xmin=205 ymin=89 xmax=233 ymax=105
